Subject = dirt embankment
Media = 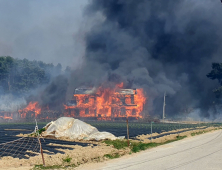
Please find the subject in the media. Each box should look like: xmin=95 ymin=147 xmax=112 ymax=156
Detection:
xmin=1 ymin=126 xmax=221 ymax=169
xmin=0 ymin=142 xmax=129 ymax=169
xmin=136 ymin=126 xmax=219 ymax=143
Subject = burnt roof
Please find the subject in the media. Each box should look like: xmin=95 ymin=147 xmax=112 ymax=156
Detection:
xmin=74 ymin=88 xmax=96 ymax=94
xmin=74 ymin=88 xmax=136 ymax=95
xmin=116 ymin=89 xmax=135 ymax=95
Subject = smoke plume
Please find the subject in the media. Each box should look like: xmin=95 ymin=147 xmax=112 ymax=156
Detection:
xmin=68 ymin=0 xmax=222 ymax=118
xmin=0 ymin=94 xmax=26 ymax=112
xmin=40 ymin=75 xmax=68 ymax=109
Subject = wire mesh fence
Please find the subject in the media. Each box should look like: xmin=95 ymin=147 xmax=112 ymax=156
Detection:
xmin=0 ymin=137 xmax=40 ymax=159
xmin=0 ymin=120 xmax=46 ymax=166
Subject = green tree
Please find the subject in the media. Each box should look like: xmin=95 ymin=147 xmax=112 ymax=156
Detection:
xmin=0 ymin=56 xmax=62 ymax=95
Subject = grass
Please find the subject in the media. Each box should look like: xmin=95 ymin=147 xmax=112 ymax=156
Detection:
xmin=191 ymin=130 xmax=207 ymax=136
xmin=62 ymin=155 xmax=72 ymax=163
xmin=104 ymin=139 xmax=129 ymax=149
xmin=33 ymin=165 xmax=63 ymax=169
xmin=104 ymin=135 xmax=187 ymax=153
xmin=33 ymin=156 xmax=74 ymax=169
xmin=29 ymin=128 xmax=46 ymax=137
xmin=104 ymin=153 xmax=120 ymax=159
xmin=33 ymin=155 xmax=73 ymax=169
xmin=131 ymin=142 xmax=160 ymax=153
xmin=131 ymin=136 xmax=186 ymax=153
xmin=33 ymin=164 xmax=77 ymax=170
xmin=38 ymin=127 xmax=46 ymax=134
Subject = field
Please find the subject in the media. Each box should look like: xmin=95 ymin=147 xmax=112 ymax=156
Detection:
xmin=1 ymin=121 xmax=221 ymax=143
xmin=0 ymin=123 xmax=96 ymax=159
xmin=87 ymin=121 xmax=222 ymax=138
xmin=0 ymin=121 xmax=221 ymax=169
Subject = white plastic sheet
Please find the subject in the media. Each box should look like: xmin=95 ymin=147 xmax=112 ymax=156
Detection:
xmin=42 ymin=117 xmax=122 ymax=141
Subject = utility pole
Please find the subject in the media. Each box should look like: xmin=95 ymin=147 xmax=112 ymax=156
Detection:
xmin=163 ymin=92 xmax=166 ymax=122
xmin=126 ymin=117 xmax=129 ymax=147
xmin=151 ymin=121 xmax=153 ymax=142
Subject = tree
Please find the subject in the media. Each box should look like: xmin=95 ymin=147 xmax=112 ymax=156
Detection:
xmin=0 ymin=56 xmax=63 ymax=95
xmin=207 ymin=63 xmax=222 ymax=98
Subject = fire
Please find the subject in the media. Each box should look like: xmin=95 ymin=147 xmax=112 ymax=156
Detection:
xmin=0 ymin=114 xmax=13 ymax=120
xmin=0 ymin=101 xmax=57 ymax=121
xmin=64 ymin=83 xmax=146 ymax=120
xmin=0 ymin=83 xmax=147 ymax=121
xmin=116 ymin=82 xmax=124 ymax=88
xmin=18 ymin=102 xmax=41 ymax=118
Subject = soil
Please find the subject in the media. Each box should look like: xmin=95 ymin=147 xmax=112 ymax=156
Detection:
xmin=0 ymin=140 xmax=129 ymax=169
xmin=1 ymin=126 xmax=220 ymax=170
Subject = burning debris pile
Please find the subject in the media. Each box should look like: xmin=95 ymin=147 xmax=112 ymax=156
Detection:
xmin=64 ymin=83 xmax=146 ymax=120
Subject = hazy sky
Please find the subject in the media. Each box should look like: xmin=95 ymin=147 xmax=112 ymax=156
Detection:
xmin=0 ymin=0 xmax=89 ymax=68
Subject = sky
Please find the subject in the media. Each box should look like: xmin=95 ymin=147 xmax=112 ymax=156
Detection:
xmin=1 ymin=0 xmax=222 ymax=118
xmin=0 ymin=0 xmax=89 ymax=68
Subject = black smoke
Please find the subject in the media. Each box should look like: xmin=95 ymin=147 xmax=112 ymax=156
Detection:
xmin=40 ymin=75 xmax=68 ymax=109
xmin=69 ymin=0 xmax=222 ymax=118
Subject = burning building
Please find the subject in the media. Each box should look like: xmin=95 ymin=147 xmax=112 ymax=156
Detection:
xmin=0 ymin=102 xmax=60 ymax=121
xmin=64 ymin=85 xmax=146 ymax=120
xmin=0 ymin=83 xmax=146 ymax=121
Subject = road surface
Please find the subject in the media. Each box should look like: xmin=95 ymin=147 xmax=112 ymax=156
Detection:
xmin=76 ymin=130 xmax=222 ymax=170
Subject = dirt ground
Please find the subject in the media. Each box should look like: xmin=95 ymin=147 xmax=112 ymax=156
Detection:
xmin=135 ymin=126 xmax=215 ymax=143
xmin=0 ymin=126 xmax=220 ymax=170
xmin=0 ymin=140 xmax=129 ymax=169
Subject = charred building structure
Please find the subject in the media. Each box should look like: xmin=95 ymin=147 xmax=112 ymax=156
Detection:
xmin=64 ymin=87 xmax=146 ymax=120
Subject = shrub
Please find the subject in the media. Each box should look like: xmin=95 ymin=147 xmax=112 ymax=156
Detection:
xmin=131 ymin=142 xmax=159 ymax=153
xmin=104 ymin=153 xmax=120 ymax=159
xmin=62 ymin=155 xmax=72 ymax=163
xmin=104 ymin=140 xmax=128 ymax=149
xmin=38 ymin=128 xmax=46 ymax=134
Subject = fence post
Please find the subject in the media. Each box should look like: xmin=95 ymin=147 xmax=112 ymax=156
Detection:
xmin=35 ymin=119 xmax=45 ymax=166
xmin=38 ymin=137 xmax=45 ymax=166
xmin=126 ymin=117 xmax=129 ymax=147
xmin=151 ymin=121 xmax=153 ymax=142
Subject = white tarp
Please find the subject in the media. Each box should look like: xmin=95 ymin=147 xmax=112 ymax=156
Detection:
xmin=42 ymin=117 xmax=122 ymax=141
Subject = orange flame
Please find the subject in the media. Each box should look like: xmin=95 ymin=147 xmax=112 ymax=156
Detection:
xmin=64 ymin=83 xmax=146 ymax=120
xmin=0 ymin=83 xmax=147 ymax=121
xmin=0 ymin=114 xmax=13 ymax=120
xmin=18 ymin=102 xmax=41 ymax=118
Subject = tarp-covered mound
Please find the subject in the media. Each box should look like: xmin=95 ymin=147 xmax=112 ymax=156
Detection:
xmin=42 ymin=117 xmax=121 ymax=141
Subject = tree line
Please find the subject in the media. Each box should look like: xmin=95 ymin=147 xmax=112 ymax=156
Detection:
xmin=0 ymin=56 xmax=69 ymax=95
xmin=0 ymin=56 xmax=221 ymax=102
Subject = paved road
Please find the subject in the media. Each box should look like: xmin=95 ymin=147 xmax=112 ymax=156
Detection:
xmin=77 ymin=130 xmax=222 ymax=170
